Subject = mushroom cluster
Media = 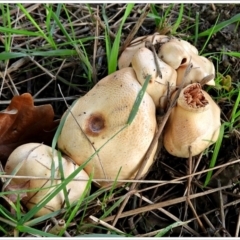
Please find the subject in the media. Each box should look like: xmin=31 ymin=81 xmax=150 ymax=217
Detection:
xmin=4 ymin=33 xmax=221 ymax=216
xmin=118 ymin=33 xmax=220 ymax=157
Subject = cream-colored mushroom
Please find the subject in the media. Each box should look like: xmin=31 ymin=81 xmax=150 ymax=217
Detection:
xmin=163 ymin=83 xmax=221 ymax=158
xmin=176 ymin=55 xmax=215 ymax=86
xmin=57 ymin=67 xmax=157 ymax=187
xmin=131 ymin=47 xmax=177 ymax=109
xmin=158 ymin=38 xmax=215 ymax=86
xmin=118 ymin=33 xmax=169 ymax=69
xmin=4 ymin=143 xmax=89 ymax=217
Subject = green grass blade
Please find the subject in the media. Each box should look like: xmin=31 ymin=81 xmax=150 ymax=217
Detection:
xmin=49 ymin=4 xmax=62 ymax=36
xmin=0 ymin=26 xmax=41 ymax=37
xmin=1 ymin=4 xmax=11 ymax=52
xmin=155 ymin=221 xmax=187 ymax=237
xmin=57 ymin=151 xmax=70 ymax=208
xmin=162 ymin=4 xmax=173 ymax=28
xmin=17 ymin=225 xmax=57 ymax=237
xmin=171 ymin=4 xmax=184 ymax=34
xmin=198 ymin=13 xmax=240 ymax=37
xmin=194 ymin=11 xmax=199 ymax=46
xmin=100 ymin=194 xmax=126 ymax=220
xmin=0 ymin=205 xmax=17 ymax=224
xmin=59 ymin=174 xmax=92 ymax=236
xmin=76 ymin=233 xmax=124 ymax=237
xmin=46 ymin=5 xmax=92 ymax=80
xmin=199 ymin=14 xmax=220 ymax=54
xmin=0 ymin=49 xmax=77 ymax=60
xmin=17 ymin=3 xmax=56 ymax=48
xmin=51 ymin=99 xmax=77 ymax=150
xmin=24 ymin=210 xmax=62 ymax=227
xmin=0 ymin=225 xmax=7 ymax=234
xmin=204 ymin=123 xmax=226 ymax=187
xmin=16 ymin=195 xmax=22 ymax=221
xmin=102 ymin=5 xmax=112 ymax=67
xmin=202 ymin=51 xmax=240 ymax=58
xmin=62 ymin=4 xmax=76 ymax=41
xmin=108 ymin=167 xmax=122 ymax=198
xmin=229 ymin=90 xmax=240 ymax=130
xmin=107 ymin=3 xmax=134 ymax=74
xmin=150 ymin=4 xmax=161 ymax=27
xmin=127 ymin=75 xmax=151 ymax=125
xmin=45 ymin=4 xmax=52 ymax=34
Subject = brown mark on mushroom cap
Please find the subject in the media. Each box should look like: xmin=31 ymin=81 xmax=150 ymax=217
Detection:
xmin=85 ymin=112 xmax=106 ymax=137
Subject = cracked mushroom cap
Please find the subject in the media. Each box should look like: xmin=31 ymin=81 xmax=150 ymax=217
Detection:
xmin=118 ymin=33 xmax=169 ymax=69
xmin=4 ymin=143 xmax=89 ymax=217
xmin=131 ymin=47 xmax=177 ymax=109
xmin=163 ymin=83 xmax=221 ymax=158
xmin=158 ymin=38 xmax=215 ymax=86
xmin=57 ymin=67 xmax=157 ymax=187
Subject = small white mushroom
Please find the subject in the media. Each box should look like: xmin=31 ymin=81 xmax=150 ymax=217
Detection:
xmin=4 ymin=143 xmax=89 ymax=217
xmin=158 ymin=38 xmax=215 ymax=86
xmin=163 ymin=83 xmax=221 ymax=158
xmin=57 ymin=67 xmax=157 ymax=187
xmin=176 ymin=55 xmax=215 ymax=86
xmin=131 ymin=47 xmax=177 ymax=109
xmin=118 ymin=33 xmax=169 ymax=69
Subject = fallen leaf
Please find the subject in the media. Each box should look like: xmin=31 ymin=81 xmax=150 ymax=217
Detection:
xmin=0 ymin=93 xmax=59 ymax=164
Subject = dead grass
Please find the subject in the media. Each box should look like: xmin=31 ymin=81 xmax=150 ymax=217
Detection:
xmin=0 ymin=3 xmax=240 ymax=237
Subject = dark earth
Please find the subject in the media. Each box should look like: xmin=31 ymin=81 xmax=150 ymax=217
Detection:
xmin=0 ymin=3 xmax=240 ymax=237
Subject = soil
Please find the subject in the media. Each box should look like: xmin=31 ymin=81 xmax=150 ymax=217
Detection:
xmin=0 ymin=3 xmax=239 ymax=237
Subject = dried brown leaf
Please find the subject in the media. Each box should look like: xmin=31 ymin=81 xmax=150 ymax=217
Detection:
xmin=0 ymin=93 xmax=59 ymax=164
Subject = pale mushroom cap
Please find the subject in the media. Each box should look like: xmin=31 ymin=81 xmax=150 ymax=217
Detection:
xmin=176 ymin=55 xmax=215 ymax=86
xmin=158 ymin=40 xmax=192 ymax=70
xmin=57 ymin=67 xmax=157 ymax=187
xmin=168 ymin=38 xmax=199 ymax=55
xmin=163 ymin=83 xmax=221 ymax=158
xmin=158 ymin=38 xmax=215 ymax=86
xmin=5 ymin=143 xmax=89 ymax=217
xmin=118 ymin=33 xmax=169 ymax=69
xmin=131 ymin=47 xmax=177 ymax=108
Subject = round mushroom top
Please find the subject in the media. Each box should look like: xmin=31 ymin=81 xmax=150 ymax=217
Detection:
xmin=57 ymin=67 xmax=157 ymax=186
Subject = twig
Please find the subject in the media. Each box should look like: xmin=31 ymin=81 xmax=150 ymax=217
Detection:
xmin=146 ymin=41 xmax=162 ymax=79
xmin=103 ymin=183 xmax=235 ymax=222
xmin=92 ymin=5 xmax=99 ymax=84
xmin=200 ymin=74 xmax=214 ymax=86
xmin=119 ymin=4 xmax=150 ymax=55
xmin=89 ymin=215 xmax=125 ymax=235
xmin=125 ymin=186 xmax=199 ymax=236
xmin=202 ymin=214 xmax=221 ymax=237
xmin=186 ymin=146 xmax=206 ymax=234
xmin=217 ymin=179 xmax=226 ymax=237
xmin=235 ymin=210 xmax=240 ymax=237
